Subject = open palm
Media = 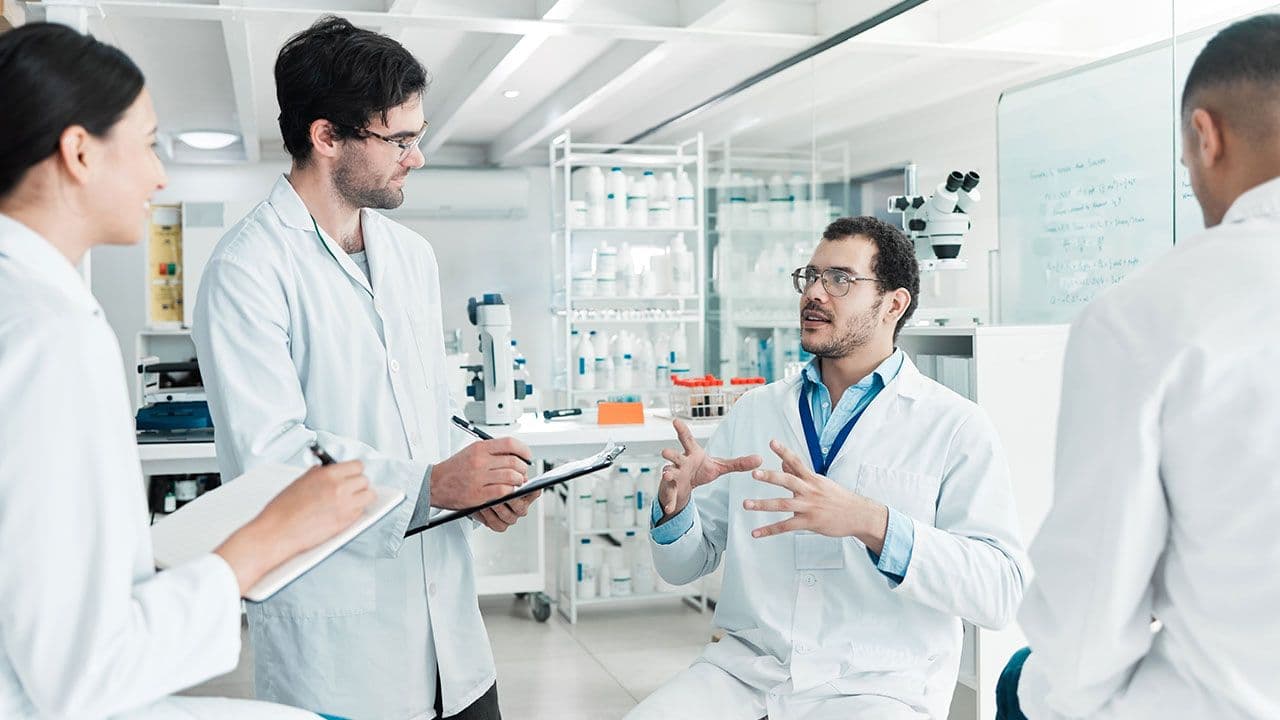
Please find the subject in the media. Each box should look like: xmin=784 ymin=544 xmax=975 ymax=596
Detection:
xmin=658 ymin=419 xmax=762 ymax=518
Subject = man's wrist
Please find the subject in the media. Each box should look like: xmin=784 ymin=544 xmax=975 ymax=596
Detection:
xmin=849 ymin=495 xmax=889 ymax=547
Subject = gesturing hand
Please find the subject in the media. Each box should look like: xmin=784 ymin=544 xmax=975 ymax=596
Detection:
xmin=657 ymin=419 xmax=762 ymax=521
xmin=743 ymin=440 xmax=888 ymax=552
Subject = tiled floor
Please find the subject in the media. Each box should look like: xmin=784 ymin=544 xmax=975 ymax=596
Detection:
xmin=180 ymin=594 xmax=715 ymax=720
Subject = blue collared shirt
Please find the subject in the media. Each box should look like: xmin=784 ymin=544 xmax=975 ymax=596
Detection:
xmin=652 ymin=350 xmax=915 ymax=583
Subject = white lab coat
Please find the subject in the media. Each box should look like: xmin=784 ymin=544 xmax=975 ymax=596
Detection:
xmin=645 ymin=358 xmax=1027 ymax=720
xmin=0 ymin=215 xmax=315 ymax=719
xmin=192 ymin=176 xmax=492 ymax=720
xmin=1017 ymin=176 xmax=1280 ymax=719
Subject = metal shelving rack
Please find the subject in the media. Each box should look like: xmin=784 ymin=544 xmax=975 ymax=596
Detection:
xmin=551 ymin=471 xmax=707 ymax=624
xmin=548 ymin=131 xmax=708 ymax=409
xmin=707 ymin=141 xmax=850 ymax=379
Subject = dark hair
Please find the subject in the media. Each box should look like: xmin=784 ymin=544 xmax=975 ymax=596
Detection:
xmin=1182 ymin=14 xmax=1280 ymax=125
xmin=275 ymin=16 xmax=428 ymax=165
xmin=822 ymin=216 xmax=920 ymax=338
xmin=0 ymin=23 xmax=144 ymax=198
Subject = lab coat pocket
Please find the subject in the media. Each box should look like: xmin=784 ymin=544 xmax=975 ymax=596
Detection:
xmin=828 ymin=644 xmax=929 ymax=713
xmin=854 ymin=465 xmax=941 ymax=527
xmin=795 ymin=531 xmax=845 ymax=569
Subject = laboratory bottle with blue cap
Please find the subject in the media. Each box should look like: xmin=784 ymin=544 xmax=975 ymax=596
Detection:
xmin=575 ymin=331 xmax=595 ymax=390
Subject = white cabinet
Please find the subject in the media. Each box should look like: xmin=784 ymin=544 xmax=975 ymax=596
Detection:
xmin=898 ymin=324 xmax=1069 ymax=720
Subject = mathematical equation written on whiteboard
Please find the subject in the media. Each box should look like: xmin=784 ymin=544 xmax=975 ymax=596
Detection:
xmin=1024 ymin=157 xmax=1149 ymax=306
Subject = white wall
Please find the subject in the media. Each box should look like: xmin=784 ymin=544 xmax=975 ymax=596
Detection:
xmin=92 ymin=162 xmax=554 ymax=408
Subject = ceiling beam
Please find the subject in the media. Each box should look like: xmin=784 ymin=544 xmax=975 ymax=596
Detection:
xmin=420 ymin=0 xmax=586 ymax=155
xmin=67 ymin=1 xmax=820 ymax=46
xmin=219 ymin=0 xmax=259 ymax=162
xmin=843 ymin=37 xmax=1101 ymax=64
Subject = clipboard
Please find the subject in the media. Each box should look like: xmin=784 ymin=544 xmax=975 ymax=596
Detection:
xmin=406 ymin=442 xmax=626 ymax=536
xmin=151 ymin=463 xmax=405 ymax=602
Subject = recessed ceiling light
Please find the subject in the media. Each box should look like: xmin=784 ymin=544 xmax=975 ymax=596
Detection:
xmin=176 ymin=130 xmax=239 ymax=150
xmin=502 ymin=89 xmax=521 ymax=99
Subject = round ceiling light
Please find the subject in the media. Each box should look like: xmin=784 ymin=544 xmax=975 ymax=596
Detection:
xmin=176 ymin=130 xmax=239 ymax=150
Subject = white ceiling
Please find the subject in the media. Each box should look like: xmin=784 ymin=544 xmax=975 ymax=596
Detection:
xmin=13 ymin=0 xmax=1279 ymax=167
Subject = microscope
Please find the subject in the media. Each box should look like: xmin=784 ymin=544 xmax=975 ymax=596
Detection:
xmin=888 ymin=169 xmax=981 ymax=260
xmin=462 ymin=293 xmax=529 ymax=426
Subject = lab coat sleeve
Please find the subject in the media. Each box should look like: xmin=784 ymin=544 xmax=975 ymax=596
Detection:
xmin=0 ymin=317 xmax=241 ymax=718
xmin=193 ymin=255 xmax=429 ymax=558
xmin=649 ymin=403 xmax=740 ymax=586
xmin=889 ymin=407 xmax=1028 ymax=630
xmin=1016 ymin=307 xmax=1168 ymax=719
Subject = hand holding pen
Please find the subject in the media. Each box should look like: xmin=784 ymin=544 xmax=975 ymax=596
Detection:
xmin=429 ymin=416 xmax=535 ymax=510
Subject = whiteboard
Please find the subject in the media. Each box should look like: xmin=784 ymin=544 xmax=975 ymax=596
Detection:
xmin=997 ymin=28 xmax=1222 ymax=324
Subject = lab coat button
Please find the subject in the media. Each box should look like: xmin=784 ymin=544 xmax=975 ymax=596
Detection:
xmin=803 ymin=574 xmax=817 ymax=586
xmin=389 ymin=359 xmax=401 ymax=373
xmin=428 ymin=582 xmax=438 ymax=597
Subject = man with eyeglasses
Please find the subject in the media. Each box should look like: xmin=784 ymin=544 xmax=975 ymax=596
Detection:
xmin=627 ymin=216 xmax=1026 ymax=720
xmin=193 ymin=16 xmax=531 ymax=720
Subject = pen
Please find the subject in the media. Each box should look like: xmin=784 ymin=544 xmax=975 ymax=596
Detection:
xmin=309 ymin=441 xmax=337 ymax=466
xmin=451 ymin=415 xmax=532 ymax=466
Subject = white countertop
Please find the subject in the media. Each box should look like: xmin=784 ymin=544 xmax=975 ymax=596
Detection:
xmin=136 ymin=410 xmax=721 ymax=464
xmin=476 ymin=409 xmax=718 ymax=448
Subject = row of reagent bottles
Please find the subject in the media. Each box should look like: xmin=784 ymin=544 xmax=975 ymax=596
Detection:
xmin=573 ymin=237 xmax=696 ymax=299
xmin=573 ymin=326 xmax=690 ymax=391
xmin=571 ymin=167 xmax=697 ymax=229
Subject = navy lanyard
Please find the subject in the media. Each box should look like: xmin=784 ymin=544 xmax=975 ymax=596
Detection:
xmin=798 ymin=380 xmax=881 ymax=476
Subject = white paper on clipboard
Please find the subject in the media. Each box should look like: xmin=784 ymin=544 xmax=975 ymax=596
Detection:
xmin=412 ymin=441 xmax=626 ymax=532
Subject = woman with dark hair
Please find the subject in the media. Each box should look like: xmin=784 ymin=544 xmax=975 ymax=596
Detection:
xmin=0 ymin=22 xmax=374 ymax=720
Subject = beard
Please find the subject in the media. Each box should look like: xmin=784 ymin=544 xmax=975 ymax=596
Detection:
xmin=333 ymin=147 xmax=406 ymax=210
xmin=800 ymin=296 xmax=882 ymax=359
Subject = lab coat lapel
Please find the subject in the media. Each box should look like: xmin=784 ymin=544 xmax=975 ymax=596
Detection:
xmin=781 ymin=374 xmax=808 ymax=458
xmin=360 ymin=210 xmax=392 ymax=300
xmin=823 ymin=354 xmax=927 ymax=477
xmin=267 ymin=175 xmax=375 ymax=298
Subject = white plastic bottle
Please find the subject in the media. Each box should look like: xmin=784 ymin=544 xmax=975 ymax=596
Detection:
xmin=636 ymin=336 xmax=655 ymax=388
xmin=654 ymin=332 xmax=671 ymax=387
xmin=741 ymin=334 xmax=759 ymax=377
xmin=575 ymin=331 xmax=596 ymax=390
xmin=768 ymin=174 xmax=789 ymax=228
xmin=676 ymin=170 xmax=696 ymax=227
xmin=608 ymin=550 xmax=630 ymax=598
xmin=618 ymin=465 xmax=636 ymax=527
xmin=658 ymin=171 xmax=677 ymax=206
xmin=606 ymin=191 xmax=627 ymax=228
xmin=616 ymin=332 xmax=635 ymax=389
xmin=628 ymin=176 xmax=649 ymax=228
xmin=788 ymin=172 xmax=808 ymax=228
xmin=574 ymin=477 xmax=594 ymax=528
xmin=608 ymin=468 xmax=628 ymax=530
xmin=595 ymin=243 xmax=618 ymax=279
xmin=669 ymin=326 xmax=688 ymax=369
xmin=607 ymin=166 xmax=627 ymax=202
xmin=594 ymin=331 xmax=614 ymax=390
xmin=670 ymin=235 xmax=695 ymax=296
xmin=592 ymin=484 xmax=609 ymax=529
xmin=577 ymin=537 xmax=598 ymax=599
xmin=586 ymin=166 xmax=607 ymax=226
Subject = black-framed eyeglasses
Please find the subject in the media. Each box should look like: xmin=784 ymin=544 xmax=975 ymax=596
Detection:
xmin=350 ymin=122 xmax=429 ymax=162
xmin=791 ymin=266 xmax=880 ymax=297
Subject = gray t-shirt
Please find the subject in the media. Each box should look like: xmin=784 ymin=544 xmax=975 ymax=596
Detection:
xmin=348 ymin=250 xmax=371 ymax=284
